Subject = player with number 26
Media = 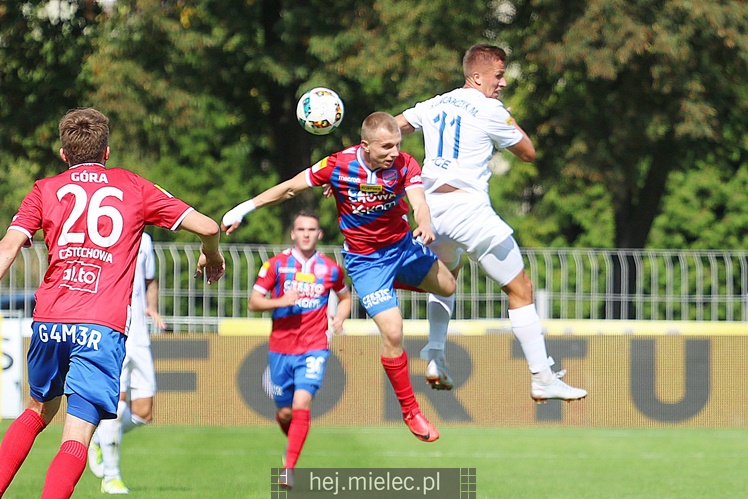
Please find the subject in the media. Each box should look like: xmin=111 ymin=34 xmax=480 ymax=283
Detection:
xmin=0 ymin=107 xmax=225 ymax=498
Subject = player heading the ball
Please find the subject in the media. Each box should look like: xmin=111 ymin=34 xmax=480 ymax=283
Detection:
xmin=222 ymin=112 xmax=456 ymax=443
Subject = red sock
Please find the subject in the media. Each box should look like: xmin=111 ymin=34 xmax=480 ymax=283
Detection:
xmin=284 ymin=409 xmax=310 ymax=469
xmin=0 ymin=409 xmax=46 ymax=494
xmin=275 ymin=412 xmax=291 ymax=436
xmin=40 ymin=440 xmax=87 ymax=499
xmin=381 ymin=351 xmax=418 ymax=416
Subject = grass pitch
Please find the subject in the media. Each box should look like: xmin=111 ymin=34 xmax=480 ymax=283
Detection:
xmin=1 ymin=422 xmax=746 ymax=498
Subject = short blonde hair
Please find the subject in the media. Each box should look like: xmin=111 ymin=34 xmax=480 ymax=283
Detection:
xmin=59 ymin=108 xmax=109 ymax=165
xmin=361 ymin=112 xmax=399 ymax=142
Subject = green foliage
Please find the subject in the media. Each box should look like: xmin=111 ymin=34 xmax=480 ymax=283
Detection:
xmin=0 ymin=1 xmax=100 ymax=160
xmin=0 ymin=0 xmax=103 ymax=225
xmin=1 ymin=0 xmax=747 ymax=251
xmin=508 ymin=0 xmax=748 ymax=248
xmin=650 ymin=162 xmax=748 ymax=249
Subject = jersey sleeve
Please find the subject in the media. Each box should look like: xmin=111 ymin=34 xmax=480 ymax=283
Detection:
xmin=402 ymin=105 xmax=425 ymax=131
xmin=306 ymin=155 xmax=335 ymax=187
xmin=140 ymin=180 xmax=193 ymax=231
xmin=332 ymin=263 xmax=348 ymax=294
xmin=253 ymin=259 xmax=278 ymax=295
xmin=7 ymin=183 xmax=44 ymax=242
xmin=402 ymin=155 xmax=424 ymax=191
xmin=487 ymin=102 xmax=524 ymax=149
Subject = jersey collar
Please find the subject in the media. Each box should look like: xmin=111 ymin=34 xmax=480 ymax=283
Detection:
xmin=357 ymin=147 xmax=380 ymax=184
xmin=291 ymin=248 xmax=319 ymax=272
xmin=68 ymin=162 xmax=106 ymax=170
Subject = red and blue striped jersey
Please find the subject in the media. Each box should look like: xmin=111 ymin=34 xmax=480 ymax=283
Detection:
xmin=254 ymin=248 xmax=347 ymax=354
xmin=305 ymin=145 xmax=423 ymax=255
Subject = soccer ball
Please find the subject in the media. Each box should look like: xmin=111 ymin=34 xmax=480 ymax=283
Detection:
xmin=296 ymin=87 xmax=344 ymax=135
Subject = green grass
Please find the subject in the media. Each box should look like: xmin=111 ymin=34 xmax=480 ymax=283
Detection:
xmin=1 ymin=422 xmax=746 ymax=498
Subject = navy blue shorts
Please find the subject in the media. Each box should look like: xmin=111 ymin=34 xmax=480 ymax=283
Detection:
xmin=28 ymin=322 xmax=126 ymax=425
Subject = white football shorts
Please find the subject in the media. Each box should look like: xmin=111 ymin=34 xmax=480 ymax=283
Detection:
xmin=427 ymin=190 xmax=524 ymax=286
xmin=120 ymin=343 xmax=157 ymax=400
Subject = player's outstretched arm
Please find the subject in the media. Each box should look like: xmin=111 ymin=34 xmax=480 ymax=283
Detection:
xmin=0 ymin=230 xmax=29 ymax=281
xmin=222 ymin=170 xmax=310 ymax=235
xmin=395 ymin=114 xmax=415 ymax=135
xmin=179 ymin=211 xmax=225 ymax=285
xmin=506 ymin=116 xmax=536 ymax=163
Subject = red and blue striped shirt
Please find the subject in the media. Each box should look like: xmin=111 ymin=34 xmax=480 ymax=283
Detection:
xmin=254 ymin=248 xmax=347 ymax=354
xmin=306 ymin=145 xmax=423 ymax=255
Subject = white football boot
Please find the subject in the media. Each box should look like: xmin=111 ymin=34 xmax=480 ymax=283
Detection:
xmin=530 ymin=358 xmax=587 ymax=403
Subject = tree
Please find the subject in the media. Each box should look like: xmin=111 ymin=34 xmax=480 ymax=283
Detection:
xmin=504 ymin=0 xmax=748 ymax=317
xmin=0 ymin=0 xmax=102 ymax=224
xmin=83 ymin=0 xmax=388 ymax=244
xmin=506 ymin=0 xmax=748 ymax=249
xmin=81 ymin=0 xmax=496 ymax=244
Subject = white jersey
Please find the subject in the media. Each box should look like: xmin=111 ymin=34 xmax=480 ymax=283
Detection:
xmin=128 ymin=233 xmax=156 ymax=347
xmin=402 ymin=87 xmax=523 ymax=194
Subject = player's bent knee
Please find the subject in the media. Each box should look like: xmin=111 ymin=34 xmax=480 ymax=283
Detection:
xmin=442 ymin=274 xmax=456 ymax=296
xmin=418 ymin=262 xmax=456 ymax=296
xmin=380 ymin=329 xmax=404 ymax=349
xmin=276 ymin=407 xmax=292 ymax=422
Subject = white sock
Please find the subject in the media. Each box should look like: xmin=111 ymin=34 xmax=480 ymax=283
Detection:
xmin=119 ymin=402 xmax=136 ymax=434
xmin=126 ymin=413 xmax=149 ymax=434
xmin=420 ymin=293 xmax=455 ymax=360
xmin=508 ymin=304 xmax=553 ymax=381
xmin=99 ymin=400 xmax=126 ymax=481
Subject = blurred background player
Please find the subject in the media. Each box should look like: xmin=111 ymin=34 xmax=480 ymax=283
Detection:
xmin=249 ymin=210 xmax=351 ymax=488
xmin=222 ymin=112 xmax=456 ymax=444
xmin=396 ymin=44 xmax=587 ymax=401
xmin=87 ymin=232 xmax=166 ymax=494
xmin=0 ymin=107 xmax=224 ymax=498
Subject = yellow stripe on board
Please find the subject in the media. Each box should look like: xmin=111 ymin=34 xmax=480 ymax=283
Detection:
xmin=218 ymin=318 xmax=748 ymax=336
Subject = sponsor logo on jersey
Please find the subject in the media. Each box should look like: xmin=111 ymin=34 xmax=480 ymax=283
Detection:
xmin=58 ymin=247 xmax=113 ymax=263
xmin=283 ymin=279 xmax=327 ymax=310
xmin=59 ymin=260 xmax=102 ymax=294
xmin=284 ymin=279 xmax=326 ymax=297
xmin=37 ymin=324 xmax=103 ymax=349
xmin=339 ymin=175 xmax=362 ymax=184
xmin=295 ymin=272 xmax=316 ymax=283
xmin=360 ymin=184 xmax=383 ymax=193
xmin=351 ymin=199 xmax=398 ymax=216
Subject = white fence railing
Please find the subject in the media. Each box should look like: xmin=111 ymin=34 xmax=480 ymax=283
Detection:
xmin=2 ymin=244 xmax=747 ymax=332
